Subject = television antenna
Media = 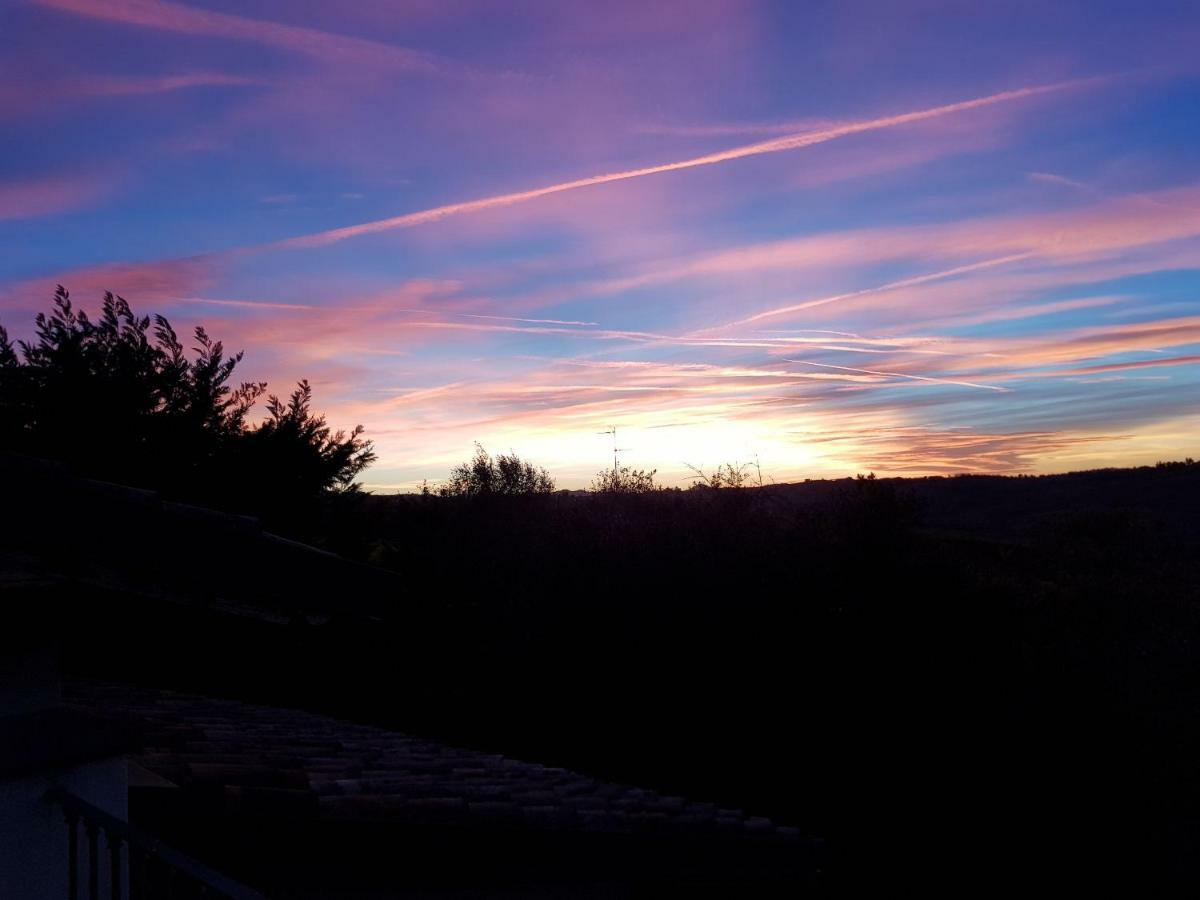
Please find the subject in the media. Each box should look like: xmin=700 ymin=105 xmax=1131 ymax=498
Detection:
xmin=597 ymin=425 xmax=631 ymax=471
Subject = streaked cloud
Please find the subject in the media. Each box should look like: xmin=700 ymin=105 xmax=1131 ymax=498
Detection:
xmin=79 ymin=72 xmax=262 ymax=96
xmin=1 ymin=257 xmax=219 ymax=310
xmin=36 ymin=0 xmax=444 ymax=73
xmin=0 ymin=173 xmax=115 ymax=222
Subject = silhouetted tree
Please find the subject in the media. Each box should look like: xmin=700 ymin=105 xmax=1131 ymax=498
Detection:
xmin=441 ymin=443 xmax=554 ymax=497
xmin=0 ymin=326 xmax=16 ymax=369
xmin=1155 ymin=457 xmax=1197 ymax=470
xmin=0 ymin=324 xmax=22 ymax=442
xmin=236 ymin=380 xmax=375 ymax=518
xmin=0 ymin=287 xmax=374 ymax=520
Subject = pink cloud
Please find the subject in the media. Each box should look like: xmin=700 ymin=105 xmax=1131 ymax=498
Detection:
xmin=1013 ymin=354 xmax=1200 ymax=379
xmin=975 ymin=316 xmax=1200 ymax=372
xmin=542 ymin=184 xmax=1200 ymax=332
xmin=78 ymin=72 xmax=262 ymax=96
xmin=633 ymin=117 xmax=845 ymax=138
xmin=36 ymin=0 xmax=444 ymax=74
xmin=713 ymin=254 xmax=1037 ymax=329
xmin=0 ymin=256 xmax=220 ymax=313
xmin=0 ymin=173 xmax=114 ymax=222
xmin=913 ymin=296 xmax=1127 ymax=331
xmin=0 ymin=69 xmax=262 ymax=134
xmin=782 ymin=359 xmax=1008 ymax=392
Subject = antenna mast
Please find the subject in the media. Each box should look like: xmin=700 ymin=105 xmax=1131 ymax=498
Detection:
xmin=597 ymin=425 xmax=630 ymax=472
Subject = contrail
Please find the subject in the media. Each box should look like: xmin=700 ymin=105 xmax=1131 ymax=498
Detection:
xmin=785 ymin=359 xmax=1009 ymax=392
xmin=707 ymin=253 xmax=1036 ymax=331
xmin=269 ymin=77 xmax=1101 ymax=251
xmin=457 ymin=312 xmax=599 ymax=326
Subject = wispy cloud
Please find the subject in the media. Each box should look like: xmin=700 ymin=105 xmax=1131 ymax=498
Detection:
xmin=0 ymin=256 xmax=219 ymax=311
xmin=458 ymin=313 xmax=600 ymax=327
xmin=36 ymin=0 xmax=444 ymax=73
xmin=176 ymin=297 xmax=318 ymax=311
xmin=709 ymin=254 xmax=1036 ymax=330
xmin=633 ymin=118 xmax=843 ymax=137
xmin=970 ymin=316 xmax=1200 ymax=372
xmin=0 ymin=173 xmax=115 ymax=222
xmin=546 ymin=182 xmax=1200 ymax=333
xmin=784 ymin=359 xmax=1009 ymax=392
xmin=1028 ymin=171 xmax=1098 ymax=194
xmin=1011 ymin=354 xmax=1200 ymax=379
xmin=78 ymin=71 xmax=262 ymax=96
xmin=916 ymin=296 xmax=1127 ymax=331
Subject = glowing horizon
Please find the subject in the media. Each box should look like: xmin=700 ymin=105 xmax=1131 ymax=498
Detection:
xmin=2 ymin=1 xmax=1198 ymax=490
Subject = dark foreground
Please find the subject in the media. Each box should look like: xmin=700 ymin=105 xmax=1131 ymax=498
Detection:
xmin=67 ymin=681 xmax=817 ymax=897
xmin=12 ymin=457 xmax=1200 ymax=890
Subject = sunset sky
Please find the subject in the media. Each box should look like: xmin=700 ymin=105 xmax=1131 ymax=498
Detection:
xmin=2 ymin=0 xmax=1198 ymax=489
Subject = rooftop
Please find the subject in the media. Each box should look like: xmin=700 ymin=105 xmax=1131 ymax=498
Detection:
xmin=68 ymin=680 xmax=807 ymax=843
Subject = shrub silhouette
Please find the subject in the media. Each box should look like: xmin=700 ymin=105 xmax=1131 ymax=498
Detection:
xmin=0 ymin=286 xmax=374 ymax=522
xmin=591 ymin=464 xmax=659 ymax=493
xmin=441 ymin=443 xmax=554 ymax=497
xmin=1155 ymin=457 xmax=1197 ymax=470
xmin=685 ymin=461 xmax=754 ymax=489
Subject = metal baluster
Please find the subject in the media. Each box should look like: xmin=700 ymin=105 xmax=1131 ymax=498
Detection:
xmin=107 ymin=830 xmax=122 ymax=900
xmin=49 ymin=790 xmax=265 ymax=900
xmin=86 ymin=822 xmax=99 ymax=900
xmin=66 ymin=810 xmax=79 ymax=900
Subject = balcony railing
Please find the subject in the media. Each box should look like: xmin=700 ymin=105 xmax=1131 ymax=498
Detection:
xmin=46 ymin=788 xmax=268 ymax=900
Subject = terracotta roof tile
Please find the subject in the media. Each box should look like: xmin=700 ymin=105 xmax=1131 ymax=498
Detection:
xmin=66 ymin=680 xmax=808 ymax=845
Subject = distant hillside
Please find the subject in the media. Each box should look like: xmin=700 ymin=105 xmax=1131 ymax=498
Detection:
xmin=767 ymin=462 xmax=1200 ymax=541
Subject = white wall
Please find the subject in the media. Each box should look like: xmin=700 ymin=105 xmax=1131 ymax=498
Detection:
xmin=0 ymin=757 xmax=129 ymax=900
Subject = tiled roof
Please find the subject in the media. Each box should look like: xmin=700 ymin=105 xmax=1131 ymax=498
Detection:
xmin=68 ymin=681 xmax=808 ymax=845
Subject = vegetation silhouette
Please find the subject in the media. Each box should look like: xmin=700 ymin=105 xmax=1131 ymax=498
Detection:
xmin=684 ymin=460 xmax=755 ymax=489
xmin=591 ymin=463 xmax=660 ymax=493
xmin=0 ymin=287 xmax=374 ymax=527
xmin=440 ymin=443 xmax=554 ymax=497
